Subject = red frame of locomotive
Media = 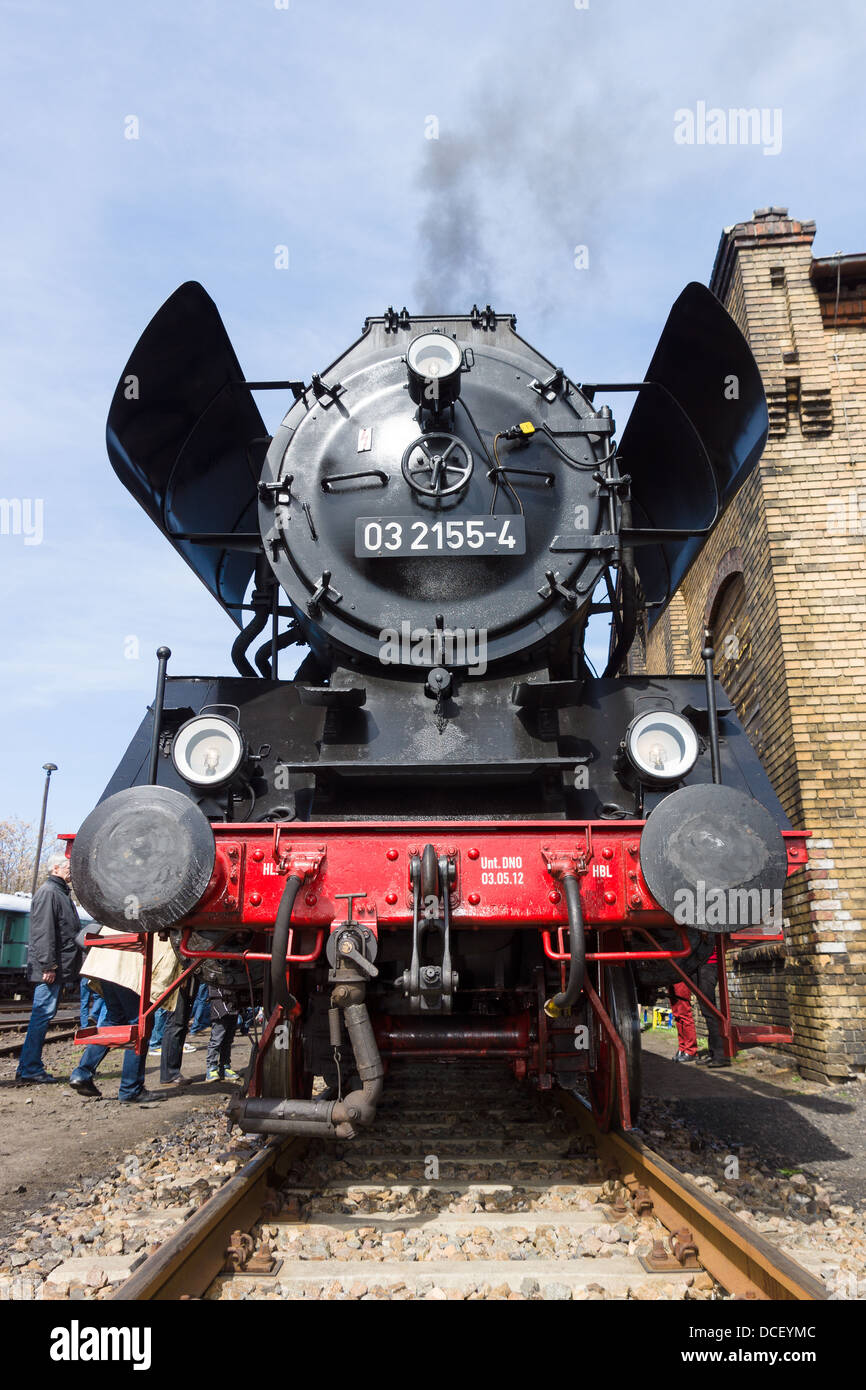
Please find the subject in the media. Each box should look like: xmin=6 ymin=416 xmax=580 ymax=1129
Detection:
xmin=69 ymin=819 xmax=809 ymax=1128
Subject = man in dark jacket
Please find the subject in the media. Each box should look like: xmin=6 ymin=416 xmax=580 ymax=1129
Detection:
xmin=15 ymin=852 xmax=81 ymax=1083
xmin=682 ymin=929 xmax=729 ymax=1068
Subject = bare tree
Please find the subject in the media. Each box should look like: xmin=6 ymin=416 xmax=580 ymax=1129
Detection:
xmin=0 ymin=818 xmax=56 ymax=895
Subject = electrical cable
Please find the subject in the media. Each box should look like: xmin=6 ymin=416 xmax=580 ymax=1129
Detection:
xmin=229 ymin=780 xmax=257 ymax=822
xmin=490 ymin=433 xmax=525 ymax=516
xmin=456 ymin=398 xmax=525 ymax=516
xmin=455 ymin=396 xmax=496 ymax=468
xmin=539 ymin=423 xmax=616 ymax=471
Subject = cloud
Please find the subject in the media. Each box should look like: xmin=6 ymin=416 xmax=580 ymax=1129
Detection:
xmin=1 ymin=0 xmax=864 ymax=828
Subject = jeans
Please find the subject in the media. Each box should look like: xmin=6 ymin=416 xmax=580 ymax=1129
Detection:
xmin=79 ymin=978 xmax=108 ymax=1029
xmin=161 ymin=977 xmax=193 ymax=1082
xmin=17 ymin=979 xmax=62 ymax=1077
xmin=70 ymin=981 xmax=147 ymax=1100
xmin=190 ymin=980 xmax=211 ymax=1033
xmin=149 ymin=1007 xmax=168 ymax=1048
xmin=206 ymin=1013 xmax=238 ymax=1075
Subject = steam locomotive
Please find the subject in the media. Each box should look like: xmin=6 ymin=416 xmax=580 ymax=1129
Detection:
xmin=70 ymin=283 xmax=807 ymax=1133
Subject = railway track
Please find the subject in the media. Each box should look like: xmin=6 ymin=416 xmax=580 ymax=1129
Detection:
xmin=0 ymin=1005 xmax=78 ymax=1030
xmin=0 ymin=1007 xmax=79 ymax=1057
xmin=112 ymin=1064 xmax=828 ymax=1303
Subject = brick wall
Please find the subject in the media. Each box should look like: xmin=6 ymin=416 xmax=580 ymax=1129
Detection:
xmin=727 ymin=944 xmax=790 ymax=1033
xmin=633 ymin=209 xmax=866 ymax=1082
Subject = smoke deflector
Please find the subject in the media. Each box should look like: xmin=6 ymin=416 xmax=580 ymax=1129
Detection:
xmin=614 ymin=282 xmax=769 ymax=620
xmin=105 ymin=282 xmax=268 ymax=626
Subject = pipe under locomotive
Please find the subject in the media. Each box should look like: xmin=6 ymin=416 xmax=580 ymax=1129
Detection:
xmin=69 ymin=284 xmax=808 ymax=1132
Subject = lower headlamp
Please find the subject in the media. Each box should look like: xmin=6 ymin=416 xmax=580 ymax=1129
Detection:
xmin=171 ymin=712 xmax=247 ymax=790
xmin=624 ymin=710 xmax=699 ymax=785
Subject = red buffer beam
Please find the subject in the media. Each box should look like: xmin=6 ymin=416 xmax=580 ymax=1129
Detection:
xmin=186 ymin=820 xmax=809 ymax=932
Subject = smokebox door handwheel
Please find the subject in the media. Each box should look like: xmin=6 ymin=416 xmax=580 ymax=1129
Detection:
xmin=401 ymin=432 xmax=473 ymax=497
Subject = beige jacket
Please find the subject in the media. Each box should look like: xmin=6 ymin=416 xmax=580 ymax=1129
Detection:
xmin=81 ymin=928 xmax=186 ymax=1005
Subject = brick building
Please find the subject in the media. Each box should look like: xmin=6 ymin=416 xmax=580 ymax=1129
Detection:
xmin=630 ymin=208 xmax=866 ymax=1083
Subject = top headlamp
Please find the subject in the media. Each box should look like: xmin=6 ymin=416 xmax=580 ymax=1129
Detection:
xmin=406 ymin=332 xmax=463 ymax=409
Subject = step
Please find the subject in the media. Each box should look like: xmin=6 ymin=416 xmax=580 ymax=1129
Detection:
xmin=208 ymin=1256 xmax=687 ymax=1299
xmin=281 ymin=1198 xmax=603 ymax=1218
xmin=330 ymin=1143 xmax=582 ymax=1157
xmin=337 ymin=1144 xmax=575 ymax=1160
xmin=283 ymin=1178 xmax=603 ymax=1200
xmin=374 ymin=1118 xmax=551 ymax=1130
xmin=363 ymin=1133 xmax=570 ymax=1146
xmin=778 ymin=1246 xmax=847 ymax=1279
xmin=375 ymin=1109 xmax=554 ymax=1123
xmin=275 ymin=1209 xmax=611 ymax=1236
xmin=300 ymin=1165 xmax=599 ymax=1187
xmin=377 ymin=1096 xmax=540 ymax=1106
xmin=315 ymin=1157 xmax=597 ymax=1174
xmin=379 ymin=1085 xmax=521 ymax=1096
xmin=121 ymin=1205 xmax=195 ymax=1229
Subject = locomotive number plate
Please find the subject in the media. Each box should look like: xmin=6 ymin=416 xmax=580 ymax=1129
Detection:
xmin=355 ymin=516 xmax=526 ymax=558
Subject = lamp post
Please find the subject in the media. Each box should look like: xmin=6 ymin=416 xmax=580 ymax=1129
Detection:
xmin=30 ymin=763 xmax=57 ymax=898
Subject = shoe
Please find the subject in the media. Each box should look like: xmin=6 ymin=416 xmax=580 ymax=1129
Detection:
xmin=222 ymin=1067 xmax=241 ymax=1082
xmin=206 ymin=1068 xmax=222 ymax=1082
xmin=159 ymin=1075 xmax=188 ymax=1087
xmin=674 ymin=1051 xmax=697 ymax=1062
xmin=705 ymin=1056 xmax=732 ymax=1069
xmin=148 ymin=1046 xmax=161 ymax=1055
xmin=695 ymin=1051 xmax=714 ymax=1065
xmin=15 ymin=1072 xmax=59 ymax=1085
xmin=69 ymin=1077 xmax=102 ymax=1098
xmin=119 ymin=1089 xmax=168 ymax=1104
xmin=182 ymin=1043 xmax=197 ymax=1053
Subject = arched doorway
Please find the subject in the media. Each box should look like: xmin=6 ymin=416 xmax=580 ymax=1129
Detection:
xmin=707 ymin=568 xmax=761 ymax=760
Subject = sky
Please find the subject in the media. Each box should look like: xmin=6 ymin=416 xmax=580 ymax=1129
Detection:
xmin=1 ymin=0 xmax=864 ymax=839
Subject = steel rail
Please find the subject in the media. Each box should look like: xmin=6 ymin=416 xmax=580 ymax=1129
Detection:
xmin=559 ymin=1090 xmax=828 ymax=1302
xmin=1 ymin=1027 xmax=78 ymax=1058
xmin=110 ymin=1086 xmax=828 ymax=1303
xmin=111 ymin=1137 xmax=302 ymax=1301
xmin=0 ymin=1006 xmax=78 ymax=1025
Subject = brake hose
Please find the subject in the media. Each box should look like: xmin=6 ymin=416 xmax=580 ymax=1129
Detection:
xmin=544 ymin=873 xmax=586 ymax=1016
xmin=270 ymin=873 xmax=303 ymax=1013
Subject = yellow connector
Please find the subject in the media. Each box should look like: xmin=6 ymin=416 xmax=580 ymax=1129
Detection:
xmin=503 ymin=420 xmax=537 ymax=442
